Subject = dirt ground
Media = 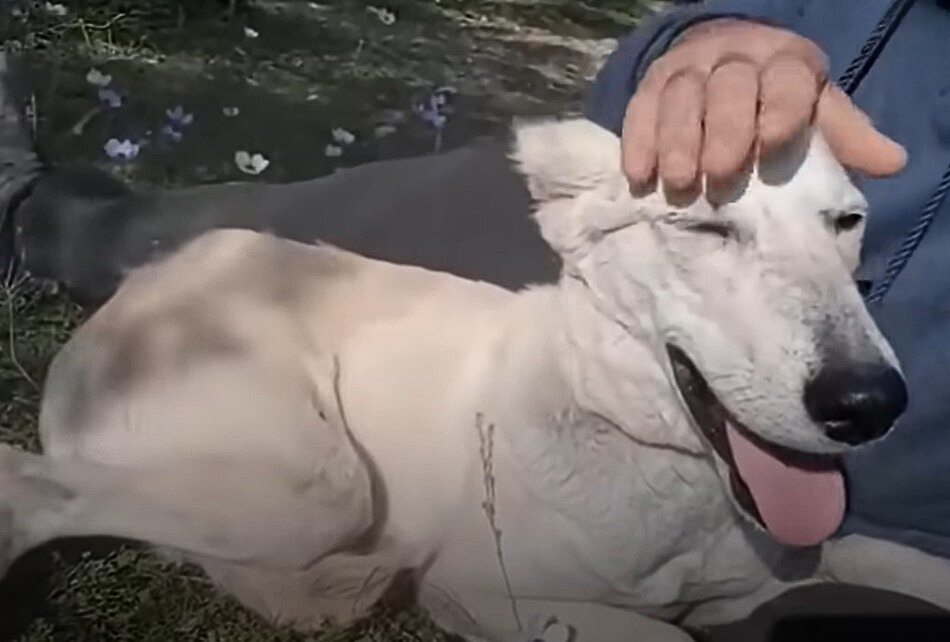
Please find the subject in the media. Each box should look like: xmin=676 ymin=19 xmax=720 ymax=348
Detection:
xmin=0 ymin=1 xmax=660 ymax=640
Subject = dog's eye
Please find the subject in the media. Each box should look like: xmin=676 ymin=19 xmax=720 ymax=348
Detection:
xmin=685 ymin=221 xmax=734 ymax=239
xmin=834 ymin=212 xmax=864 ymax=234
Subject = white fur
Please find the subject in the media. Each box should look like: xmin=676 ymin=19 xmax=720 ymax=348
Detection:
xmin=0 ymin=118 xmax=946 ymax=642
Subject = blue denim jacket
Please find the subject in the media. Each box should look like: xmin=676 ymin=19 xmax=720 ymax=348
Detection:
xmin=585 ymin=0 xmax=950 ymax=558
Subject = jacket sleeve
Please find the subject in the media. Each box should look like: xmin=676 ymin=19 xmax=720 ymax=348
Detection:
xmin=584 ymin=0 xmax=811 ymax=135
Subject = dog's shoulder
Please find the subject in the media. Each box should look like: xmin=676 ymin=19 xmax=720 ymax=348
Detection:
xmin=102 ymin=227 xmax=362 ymax=313
xmin=75 ymin=227 xmax=516 ymax=368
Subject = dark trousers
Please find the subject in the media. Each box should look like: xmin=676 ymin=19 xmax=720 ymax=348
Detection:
xmin=15 ymin=138 xmax=560 ymax=310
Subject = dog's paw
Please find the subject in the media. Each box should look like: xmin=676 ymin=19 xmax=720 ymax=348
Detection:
xmin=517 ymin=614 xmax=571 ymax=642
xmin=0 ymin=443 xmax=39 ymax=578
xmin=0 ymin=445 xmax=22 ymax=575
xmin=0 ymin=443 xmax=30 ymax=480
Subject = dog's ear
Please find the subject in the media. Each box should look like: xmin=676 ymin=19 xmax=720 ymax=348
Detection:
xmin=508 ymin=117 xmax=622 ymax=203
xmin=508 ymin=117 xmax=630 ymax=257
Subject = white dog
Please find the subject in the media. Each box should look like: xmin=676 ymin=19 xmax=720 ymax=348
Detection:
xmin=1 ymin=118 xmax=948 ymax=642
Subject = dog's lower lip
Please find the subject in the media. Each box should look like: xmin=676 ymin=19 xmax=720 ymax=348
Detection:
xmin=665 ymin=343 xmax=841 ymax=524
xmin=729 ymin=469 xmax=763 ymax=524
xmin=666 ymin=344 xmax=734 ymax=465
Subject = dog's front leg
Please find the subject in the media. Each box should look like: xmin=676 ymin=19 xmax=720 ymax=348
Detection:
xmin=419 ymin=585 xmax=697 ymax=642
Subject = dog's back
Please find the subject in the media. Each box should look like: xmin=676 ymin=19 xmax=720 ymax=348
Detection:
xmin=38 ymin=227 xmax=517 ymax=462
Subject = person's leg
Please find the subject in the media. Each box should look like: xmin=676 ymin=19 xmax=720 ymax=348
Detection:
xmin=695 ymin=583 xmax=950 ymax=642
xmin=13 ymin=139 xmax=560 ymax=311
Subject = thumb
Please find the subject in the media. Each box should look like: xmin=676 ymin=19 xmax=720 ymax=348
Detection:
xmin=815 ymin=84 xmax=907 ymax=178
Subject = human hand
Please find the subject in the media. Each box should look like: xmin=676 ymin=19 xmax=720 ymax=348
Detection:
xmin=621 ymin=19 xmax=907 ymax=194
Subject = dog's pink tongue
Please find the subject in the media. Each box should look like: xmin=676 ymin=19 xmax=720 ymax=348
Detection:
xmin=726 ymin=424 xmax=845 ymax=547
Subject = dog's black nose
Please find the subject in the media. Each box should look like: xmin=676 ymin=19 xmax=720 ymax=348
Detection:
xmin=804 ymin=364 xmax=908 ymax=445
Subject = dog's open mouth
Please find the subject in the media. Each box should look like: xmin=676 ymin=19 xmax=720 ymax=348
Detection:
xmin=666 ymin=344 xmax=846 ymax=548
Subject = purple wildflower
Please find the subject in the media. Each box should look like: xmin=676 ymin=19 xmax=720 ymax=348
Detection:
xmin=98 ymin=87 xmax=123 ymax=108
xmin=165 ymin=105 xmax=194 ymax=127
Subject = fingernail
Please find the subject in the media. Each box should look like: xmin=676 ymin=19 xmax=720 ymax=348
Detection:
xmin=625 ymin=159 xmax=653 ymax=182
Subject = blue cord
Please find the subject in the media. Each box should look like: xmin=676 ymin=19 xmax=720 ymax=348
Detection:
xmin=866 ymin=164 xmax=950 ymax=303
xmin=834 ymin=0 xmax=950 ymax=304
xmin=836 ymin=0 xmax=916 ymax=95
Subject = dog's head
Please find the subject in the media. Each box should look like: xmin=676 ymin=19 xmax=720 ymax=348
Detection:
xmin=511 ymin=117 xmax=907 ymax=548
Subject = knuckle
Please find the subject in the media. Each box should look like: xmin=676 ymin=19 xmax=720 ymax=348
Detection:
xmin=706 ymin=74 xmax=757 ymax=107
xmin=764 ymin=48 xmax=824 ymax=81
xmin=641 ymin=56 xmax=673 ymax=90
xmin=710 ymin=57 xmax=758 ymax=82
xmin=763 ymin=54 xmax=813 ymax=79
xmin=661 ymin=70 xmax=706 ymax=108
xmin=758 ymin=116 xmax=796 ymax=144
xmin=623 ymin=89 xmax=654 ymax=125
xmin=625 ymin=162 xmax=654 ymax=186
xmin=664 ymin=172 xmax=696 ymax=192
xmin=761 ymin=66 xmax=819 ymax=108
xmin=623 ymin=150 xmax=656 ymax=182
xmin=661 ymin=148 xmax=698 ymax=176
xmin=706 ymin=116 xmax=752 ymax=147
xmin=666 ymin=65 xmax=707 ymax=87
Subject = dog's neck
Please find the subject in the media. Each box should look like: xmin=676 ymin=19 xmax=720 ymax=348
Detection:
xmin=543 ymin=274 xmax=705 ymax=456
xmin=489 ymin=282 xmax=747 ymax=580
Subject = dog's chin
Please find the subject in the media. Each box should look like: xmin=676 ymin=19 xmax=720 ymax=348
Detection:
xmin=665 ymin=344 xmax=847 ymax=548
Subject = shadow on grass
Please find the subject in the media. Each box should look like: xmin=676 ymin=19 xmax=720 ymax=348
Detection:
xmin=0 ymin=536 xmax=463 ymax=642
xmin=0 ymin=537 xmax=138 ymax=642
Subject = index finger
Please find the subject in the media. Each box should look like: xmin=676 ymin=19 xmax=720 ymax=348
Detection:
xmin=815 ymin=84 xmax=907 ymax=177
xmin=621 ymin=77 xmax=662 ymax=189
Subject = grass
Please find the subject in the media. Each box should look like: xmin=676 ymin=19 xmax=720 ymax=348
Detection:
xmin=0 ymin=0 xmax=657 ymax=639
xmin=13 ymin=547 xmax=457 ymax=642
